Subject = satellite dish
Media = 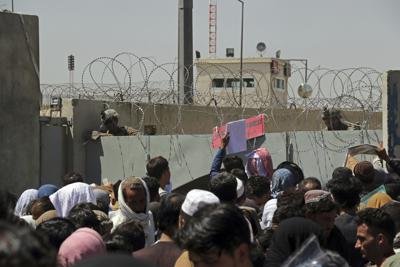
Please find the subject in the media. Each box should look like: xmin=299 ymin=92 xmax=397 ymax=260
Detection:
xmin=298 ymin=83 xmax=313 ymax=98
xmin=256 ymin=42 xmax=266 ymax=57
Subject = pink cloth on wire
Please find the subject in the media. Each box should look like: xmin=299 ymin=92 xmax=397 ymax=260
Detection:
xmin=58 ymin=228 xmax=106 ymax=267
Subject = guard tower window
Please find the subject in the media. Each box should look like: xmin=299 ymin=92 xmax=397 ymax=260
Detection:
xmin=243 ymin=78 xmax=255 ymax=88
xmin=212 ymin=78 xmax=255 ymax=89
xmin=226 ymin=78 xmax=240 ymax=89
xmin=212 ymin=78 xmax=225 ymax=88
xmin=274 ymin=78 xmax=285 ymax=90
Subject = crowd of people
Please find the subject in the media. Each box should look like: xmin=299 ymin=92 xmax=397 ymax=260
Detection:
xmin=3 ymin=135 xmax=400 ymax=267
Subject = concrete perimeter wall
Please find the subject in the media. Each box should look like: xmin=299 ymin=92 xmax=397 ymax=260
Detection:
xmin=0 ymin=13 xmax=40 ymax=194
xmin=60 ymin=99 xmax=381 ymax=177
xmin=85 ymin=130 xmax=382 ymax=189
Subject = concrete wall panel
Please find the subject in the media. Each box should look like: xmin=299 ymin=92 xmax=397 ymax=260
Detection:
xmin=61 ymin=99 xmax=381 ymax=177
xmin=86 ymin=130 xmax=381 ymax=188
xmin=0 ymin=13 xmax=40 ymax=194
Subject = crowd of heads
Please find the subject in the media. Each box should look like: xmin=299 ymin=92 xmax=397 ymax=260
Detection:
xmin=3 ymin=145 xmax=400 ymax=267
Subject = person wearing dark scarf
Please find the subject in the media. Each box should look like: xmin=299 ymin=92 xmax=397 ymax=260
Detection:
xmin=261 ymin=168 xmax=299 ymax=229
xmin=265 ymin=217 xmax=324 ymax=267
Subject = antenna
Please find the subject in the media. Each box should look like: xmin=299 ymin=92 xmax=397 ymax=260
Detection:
xmin=209 ymin=0 xmax=217 ymax=58
xmin=256 ymin=42 xmax=266 ymax=57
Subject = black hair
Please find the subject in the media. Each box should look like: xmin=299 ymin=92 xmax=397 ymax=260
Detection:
xmin=179 ymin=203 xmax=251 ymax=256
xmin=299 ymin=177 xmax=322 ymax=190
xmin=36 ymin=217 xmax=76 ymax=250
xmin=63 ymin=171 xmax=84 ymax=186
xmin=0 ymin=222 xmax=57 ymax=267
xmin=277 ymin=188 xmax=305 ymax=208
xmin=274 ymin=189 xmax=306 ymax=224
xmin=304 ymin=196 xmax=337 ymax=215
xmin=387 ymin=159 xmax=400 ymax=175
xmin=257 ymin=227 xmax=275 ymax=252
xmin=246 ymin=175 xmax=270 ymax=198
xmin=326 ymin=177 xmax=362 ymax=210
xmin=105 ymin=219 xmax=145 ymax=253
xmin=381 ymin=202 xmax=400 ymax=233
xmin=332 ymin=167 xmax=353 ymax=180
xmin=385 ymin=183 xmax=400 ymax=201
xmin=0 ymin=189 xmax=21 ymax=224
xmin=113 ymin=180 xmax=122 ymax=201
xmin=142 ymin=176 xmax=160 ymax=202
xmin=68 ymin=202 xmax=111 ymax=235
xmin=31 ymin=197 xmax=55 ymax=220
xmin=71 ymin=202 xmax=102 ymax=211
xmin=231 ymin=168 xmax=248 ymax=185
xmin=158 ymin=193 xmax=184 ymax=238
xmin=356 ymin=208 xmax=396 ymax=243
xmin=272 ymin=204 xmax=305 ymax=225
xmin=276 ymin=161 xmax=304 ymax=184
xmin=222 ymin=155 xmax=244 ymax=173
xmin=209 ymin=172 xmax=237 ymax=203
xmin=146 ymin=156 xmax=169 ymax=180
xmin=0 ymin=189 xmax=17 ymax=215
xmin=68 ymin=203 xmax=101 ymax=231
xmin=249 ymin=244 xmax=267 ymax=267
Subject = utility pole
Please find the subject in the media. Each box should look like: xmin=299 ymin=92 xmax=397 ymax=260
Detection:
xmin=237 ymin=0 xmax=244 ymax=106
xmin=178 ymin=0 xmax=194 ymax=104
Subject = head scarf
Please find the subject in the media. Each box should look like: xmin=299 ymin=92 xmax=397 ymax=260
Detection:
xmin=366 ymin=192 xmax=393 ymax=208
xmin=271 ymin=168 xmax=297 ymax=198
xmin=111 ymin=177 xmax=155 ymax=246
xmin=71 ymin=254 xmax=154 ymax=267
xmin=58 ymin=227 xmax=106 ymax=267
xmin=14 ymin=189 xmax=38 ymax=217
xmin=246 ymin=148 xmax=274 ymax=178
xmin=304 ymin=190 xmax=332 ymax=204
xmin=266 ymin=217 xmax=324 ymax=267
xmin=49 ymin=182 xmax=96 ymax=217
xmin=38 ymin=184 xmax=59 ymax=198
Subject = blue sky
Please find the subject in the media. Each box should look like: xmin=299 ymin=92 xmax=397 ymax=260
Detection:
xmin=2 ymin=0 xmax=399 ymax=83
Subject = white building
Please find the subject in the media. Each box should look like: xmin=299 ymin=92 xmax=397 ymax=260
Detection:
xmin=194 ymin=57 xmax=291 ymax=108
